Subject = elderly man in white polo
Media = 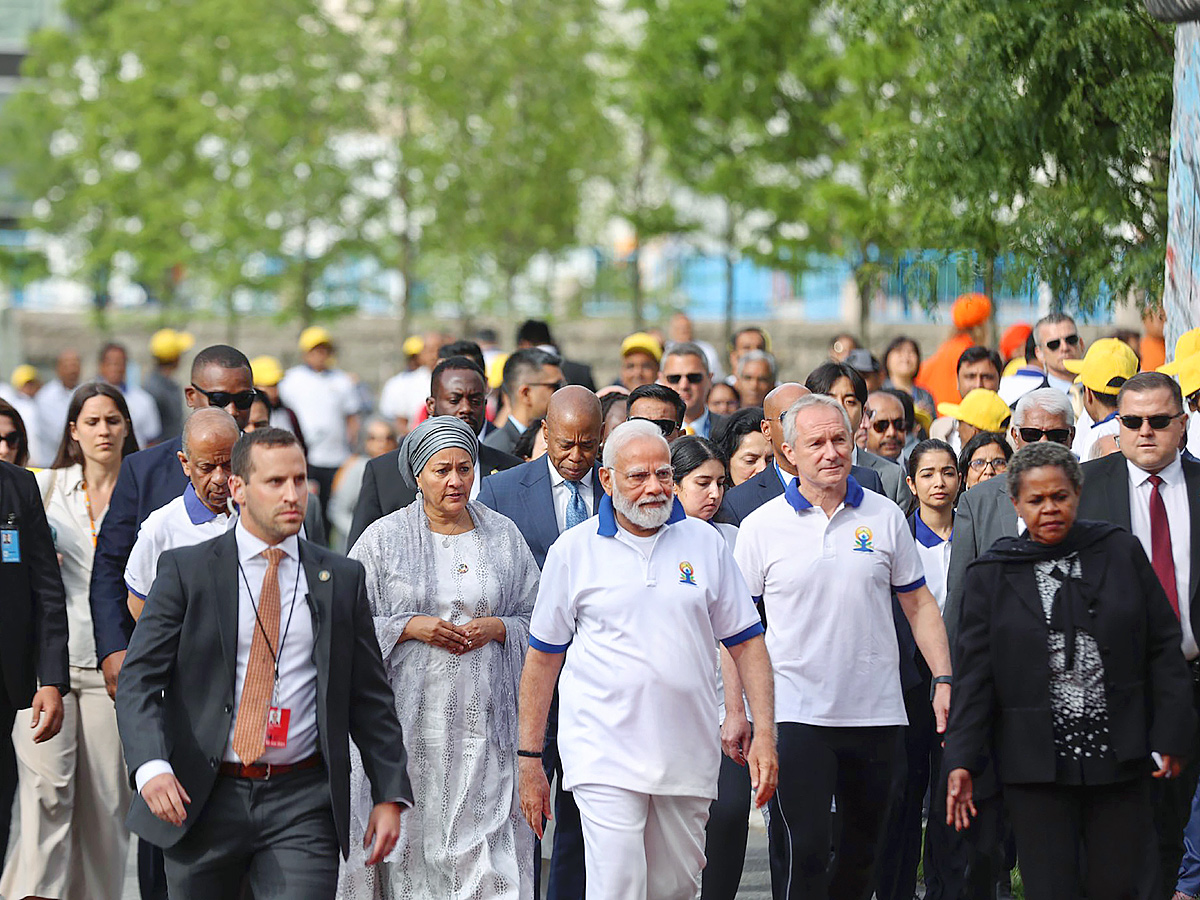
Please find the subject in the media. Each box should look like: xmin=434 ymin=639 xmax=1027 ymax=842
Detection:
xmin=518 ymin=418 xmax=777 ymax=900
xmin=734 ymin=393 xmax=952 ymax=900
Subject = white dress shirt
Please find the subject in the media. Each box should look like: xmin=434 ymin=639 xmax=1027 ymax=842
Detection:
xmin=278 ymin=365 xmax=357 ymax=468
xmin=135 ymin=522 xmax=318 ymax=792
xmin=547 ymin=454 xmax=595 ymax=534
xmin=684 ymin=409 xmax=712 ymax=439
xmin=1127 ymin=455 xmax=1196 ymax=659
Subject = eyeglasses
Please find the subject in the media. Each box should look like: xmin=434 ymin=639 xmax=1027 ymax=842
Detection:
xmin=630 ymin=416 xmax=678 ymax=438
xmin=619 ymin=465 xmax=674 ymax=486
xmin=528 ymin=381 xmax=565 ymax=392
xmin=969 ymin=458 xmax=1008 ymax=473
xmin=1118 ymin=413 xmax=1185 ymax=431
xmin=1017 ymin=427 xmax=1072 ymax=444
xmin=1042 ymin=334 xmax=1080 ymax=352
xmin=190 ymin=384 xmax=258 ymax=410
xmin=870 ymin=417 xmax=908 ymax=434
xmin=664 ymin=373 xmax=706 ymax=386
xmin=0 ymin=432 xmax=20 ymax=447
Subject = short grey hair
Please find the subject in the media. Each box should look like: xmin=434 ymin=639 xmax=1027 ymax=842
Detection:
xmin=1012 ymin=387 xmax=1075 ymax=428
xmin=738 ymin=349 xmax=778 ymax=380
xmin=782 ymin=394 xmax=852 ymax=448
xmin=181 ymin=407 xmax=239 ymax=459
xmin=1033 ymin=312 xmax=1077 ymax=346
xmin=662 ymin=341 xmax=711 ymax=374
xmin=602 ymin=418 xmax=670 ymax=470
xmin=1006 ymin=441 xmax=1083 ymax=501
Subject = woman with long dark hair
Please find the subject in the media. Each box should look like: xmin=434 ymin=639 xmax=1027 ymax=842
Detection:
xmin=1 ymin=382 xmax=138 ymax=899
xmin=0 ymin=398 xmax=31 ymax=467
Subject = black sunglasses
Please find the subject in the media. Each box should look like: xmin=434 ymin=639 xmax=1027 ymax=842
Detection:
xmin=1017 ymin=427 xmax=1072 ymax=444
xmin=1118 ymin=413 xmax=1184 ymax=431
xmin=0 ymin=431 xmax=20 ymax=447
xmin=870 ymin=417 xmax=908 ymax=434
xmin=1043 ymin=334 xmax=1080 ymax=352
xmin=190 ymin=383 xmax=258 ymax=410
xmin=664 ymin=373 xmax=706 ymax=385
xmin=630 ymin=416 xmax=678 ymax=438
xmin=528 ymin=381 xmax=566 ymax=392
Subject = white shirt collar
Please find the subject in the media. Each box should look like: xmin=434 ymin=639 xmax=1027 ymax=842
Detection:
xmin=1128 ymin=453 xmax=1183 ymax=488
xmin=235 ymin=519 xmax=300 ymax=565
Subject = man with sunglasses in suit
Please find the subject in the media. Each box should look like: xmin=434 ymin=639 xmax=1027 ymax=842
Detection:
xmin=89 ymin=344 xmax=259 ymax=900
xmin=1075 ymin=372 xmax=1200 ymax=899
xmin=626 ymin=383 xmax=686 ymax=444
xmin=1033 ymin=312 xmax=1085 ymax=397
xmin=658 ymin=342 xmax=726 ymax=439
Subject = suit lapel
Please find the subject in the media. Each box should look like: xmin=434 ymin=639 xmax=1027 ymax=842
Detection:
xmin=521 ymin=460 xmax=560 ymax=548
xmin=301 ymin=545 xmax=333 ymax=718
xmin=211 ymin=532 xmax=240 ymax=693
xmin=1105 ymin=454 xmax=1132 ymax=532
xmin=1184 ymin=460 xmax=1200 ymax=606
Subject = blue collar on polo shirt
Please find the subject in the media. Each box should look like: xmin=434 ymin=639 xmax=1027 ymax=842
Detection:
xmin=183 ymin=483 xmax=220 ymax=525
xmin=596 ymin=492 xmax=687 ymax=537
xmin=914 ymin=511 xmax=948 ymax=547
xmin=1091 ymin=411 xmax=1117 ymax=429
xmin=783 ymin=473 xmax=865 ymax=513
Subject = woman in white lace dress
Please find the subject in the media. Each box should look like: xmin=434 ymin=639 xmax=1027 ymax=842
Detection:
xmin=338 ymin=416 xmax=539 ymax=900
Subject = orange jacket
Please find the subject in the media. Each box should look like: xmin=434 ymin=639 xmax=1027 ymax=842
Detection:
xmin=915 ymin=332 xmax=975 ymax=407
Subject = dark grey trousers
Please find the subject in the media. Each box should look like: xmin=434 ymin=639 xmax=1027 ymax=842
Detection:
xmin=163 ymin=766 xmax=340 ymax=900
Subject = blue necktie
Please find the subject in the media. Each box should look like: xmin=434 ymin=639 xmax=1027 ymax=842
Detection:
xmin=565 ymin=481 xmax=588 ymax=530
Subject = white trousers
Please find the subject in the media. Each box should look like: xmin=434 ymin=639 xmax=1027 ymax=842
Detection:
xmin=572 ymin=783 xmax=709 ymax=900
xmin=0 ymin=666 xmax=131 ymax=900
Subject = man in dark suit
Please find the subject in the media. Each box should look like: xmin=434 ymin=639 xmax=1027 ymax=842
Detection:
xmin=931 ymin=385 xmax=1075 ymax=900
xmin=348 ymin=357 xmax=520 ymax=549
xmin=0 ymin=460 xmax=68 ymax=857
xmin=89 ymin=344 xmax=256 ymax=900
xmin=1075 ymin=372 xmax=1200 ymax=897
xmin=116 ymin=427 xmax=412 ymax=898
xmin=658 ymin=340 xmax=726 ymax=439
xmin=716 ymin=383 xmax=883 ymax=526
xmin=516 ymin=319 xmax=596 ymax=391
xmin=478 ymin=385 xmax=602 ymax=900
xmin=484 ymin=348 xmax=565 ymax=456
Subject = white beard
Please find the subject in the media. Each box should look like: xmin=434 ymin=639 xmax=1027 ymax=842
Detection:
xmin=612 ymin=488 xmax=672 ymax=530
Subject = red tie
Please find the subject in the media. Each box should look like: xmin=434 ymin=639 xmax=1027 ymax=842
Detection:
xmin=1149 ymin=474 xmax=1180 ymax=618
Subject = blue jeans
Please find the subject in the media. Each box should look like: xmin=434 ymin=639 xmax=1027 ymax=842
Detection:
xmin=1177 ymin=778 xmax=1200 ymax=896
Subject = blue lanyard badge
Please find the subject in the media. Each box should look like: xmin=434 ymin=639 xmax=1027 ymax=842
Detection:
xmin=1 ymin=525 xmax=20 ymax=563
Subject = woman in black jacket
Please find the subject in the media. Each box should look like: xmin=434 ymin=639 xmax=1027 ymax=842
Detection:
xmin=944 ymin=441 xmax=1196 ymax=900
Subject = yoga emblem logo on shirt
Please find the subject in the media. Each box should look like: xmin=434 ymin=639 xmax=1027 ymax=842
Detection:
xmin=678 ymin=561 xmax=697 ymax=585
xmin=852 ymin=527 xmax=874 ymax=553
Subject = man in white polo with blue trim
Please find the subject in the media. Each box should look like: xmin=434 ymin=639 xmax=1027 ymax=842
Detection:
xmin=518 ymin=418 xmax=777 ymax=900
xmin=734 ymin=393 xmax=952 ymax=900
xmin=124 ymin=409 xmax=238 ymax=619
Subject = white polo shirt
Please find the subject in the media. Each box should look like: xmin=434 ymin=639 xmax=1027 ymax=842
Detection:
xmin=735 ymin=475 xmax=925 ymax=728
xmin=531 ymin=495 xmax=763 ymax=799
xmin=912 ymin=512 xmax=951 ymax=614
xmin=278 ymin=365 xmax=357 ymax=468
xmin=125 ymin=485 xmax=235 ymax=599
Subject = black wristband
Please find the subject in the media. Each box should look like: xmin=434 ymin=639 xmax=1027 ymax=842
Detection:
xmin=517 ymin=749 xmax=542 ymax=759
xmin=932 ymin=675 xmax=953 ymax=687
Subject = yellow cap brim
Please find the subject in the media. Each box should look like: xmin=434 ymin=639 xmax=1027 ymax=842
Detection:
xmin=1061 ymin=358 xmax=1086 ymax=374
xmin=937 ymin=402 xmax=963 ymax=419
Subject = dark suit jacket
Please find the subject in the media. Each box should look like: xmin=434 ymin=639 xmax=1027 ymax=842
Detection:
xmin=1077 ymin=452 xmax=1200 ymax=649
xmin=714 ymin=463 xmax=884 ymax=526
xmin=561 ymin=358 xmax=596 ymax=392
xmin=0 ymin=461 xmax=69 ymax=709
xmin=482 ymin=419 xmax=524 ymax=456
xmin=116 ymin=532 xmax=413 ymax=858
xmin=857 ymin=447 xmax=913 ymax=509
xmin=944 ymin=472 xmax=1018 ymax=654
xmin=477 ymin=458 xmax=602 ymax=568
xmin=89 ymin=437 xmax=187 ymax=663
xmin=944 ymin=527 xmax=1196 ymax=785
xmin=347 ymin=443 xmax=521 ymax=551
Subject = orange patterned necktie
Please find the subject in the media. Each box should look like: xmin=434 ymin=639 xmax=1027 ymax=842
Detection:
xmin=231 ymin=547 xmax=284 ymax=765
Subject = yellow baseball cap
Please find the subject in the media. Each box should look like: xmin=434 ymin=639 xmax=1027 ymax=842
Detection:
xmin=10 ymin=364 xmax=38 ymax=389
xmin=938 ymin=389 xmax=1011 ymax=433
xmin=298 ymin=326 xmax=334 ymax=353
xmin=1173 ymin=353 xmax=1200 ymax=399
xmin=149 ymin=328 xmax=195 ymax=362
xmin=1063 ymin=337 xmax=1138 ymax=395
xmin=621 ymin=332 xmax=662 ymax=362
xmin=1159 ymin=328 xmax=1200 ymax=375
xmin=250 ymin=355 xmax=285 ymax=387
xmin=402 ymin=335 xmax=425 ymax=357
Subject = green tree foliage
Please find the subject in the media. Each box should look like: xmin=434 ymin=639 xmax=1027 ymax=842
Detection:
xmin=863 ymin=0 xmax=1174 ymax=312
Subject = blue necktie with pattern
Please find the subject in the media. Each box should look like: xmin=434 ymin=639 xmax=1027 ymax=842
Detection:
xmin=565 ymin=480 xmax=587 ymax=530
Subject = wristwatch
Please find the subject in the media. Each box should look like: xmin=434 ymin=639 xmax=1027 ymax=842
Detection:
xmin=932 ymin=675 xmax=953 ymax=688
